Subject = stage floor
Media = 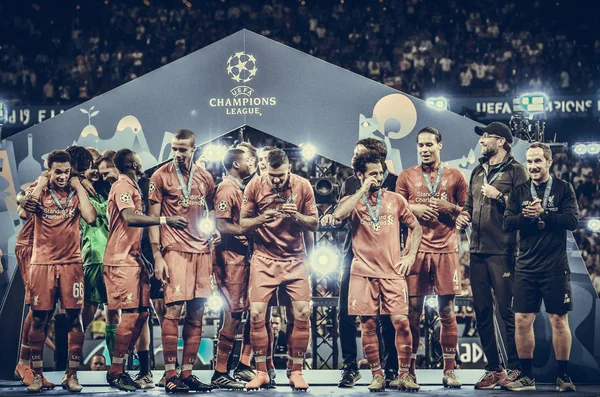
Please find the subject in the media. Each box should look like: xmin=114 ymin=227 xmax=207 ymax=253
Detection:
xmin=1 ymin=371 xmax=598 ymax=396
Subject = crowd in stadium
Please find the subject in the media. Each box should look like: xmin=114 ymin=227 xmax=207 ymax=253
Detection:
xmin=1 ymin=0 xmax=599 ymax=105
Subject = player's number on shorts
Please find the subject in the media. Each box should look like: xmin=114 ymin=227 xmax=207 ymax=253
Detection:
xmin=453 ymin=270 xmax=458 ymax=285
xmin=73 ymin=282 xmax=84 ymax=299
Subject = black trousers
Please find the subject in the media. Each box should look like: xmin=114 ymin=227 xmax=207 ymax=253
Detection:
xmin=470 ymin=253 xmax=520 ymax=371
xmin=338 ymin=255 xmax=398 ymax=372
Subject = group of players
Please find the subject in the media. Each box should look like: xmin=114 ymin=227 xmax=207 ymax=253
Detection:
xmin=11 ymin=121 xmax=578 ymax=393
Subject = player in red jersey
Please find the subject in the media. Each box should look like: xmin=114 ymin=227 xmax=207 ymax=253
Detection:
xmin=18 ymin=150 xmax=96 ymax=393
xmin=332 ymin=152 xmax=422 ymax=392
xmin=149 ymin=129 xmax=218 ymax=393
xmin=209 ymin=148 xmax=252 ymax=390
xmin=240 ymin=148 xmax=318 ymax=391
xmin=104 ymin=149 xmax=187 ymax=391
xmin=396 ymin=127 xmax=469 ymax=388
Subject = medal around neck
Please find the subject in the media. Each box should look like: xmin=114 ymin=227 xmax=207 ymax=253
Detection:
xmin=174 ymin=159 xmax=195 ymax=208
xmin=361 ymin=190 xmax=383 ymax=232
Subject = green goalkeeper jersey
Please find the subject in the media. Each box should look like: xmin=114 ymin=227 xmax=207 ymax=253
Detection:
xmin=80 ymin=194 xmax=109 ymax=266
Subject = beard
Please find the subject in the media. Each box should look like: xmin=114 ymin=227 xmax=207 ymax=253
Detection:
xmin=369 ymin=184 xmax=381 ymax=193
xmin=482 ymin=145 xmax=498 ymax=158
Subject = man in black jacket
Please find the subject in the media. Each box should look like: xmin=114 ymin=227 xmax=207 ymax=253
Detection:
xmin=456 ymin=122 xmax=529 ymax=389
xmin=321 ymin=138 xmax=399 ymax=388
xmin=502 ymin=142 xmax=578 ymax=392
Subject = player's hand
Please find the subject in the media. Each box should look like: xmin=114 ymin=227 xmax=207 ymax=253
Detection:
xmin=395 ymin=254 xmax=416 ymax=276
xmin=360 ymin=176 xmax=379 ymax=193
xmin=22 ymin=194 xmax=40 ymax=213
xmin=166 ymin=216 xmax=188 ymax=230
xmin=38 ymin=172 xmax=50 ymax=188
xmin=211 ymin=230 xmax=222 ymax=246
xmin=280 ymin=203 xmax=298 ymax=216
xmin=154 ymin=257 xmax=170 ymax=285
xmin=455 ymin=212 xmax=471 ymax=229
xmin=411 ymin=204 xmax=439 ymax=222
xmin=481 ymin=184 xmax=501 ymax=200
xmin=260 ymin=209 xmax=280 ymax=224
xmin=429 ymin=197 xmax=454 ymax=214
xmin=320 ymin=214 xmax=342 ymax=227
xmin=523 ymin=198 xmax=543 ymax=218
xmin=80 ymin=178 xmax=97 ymax=197
xmin=69 ymin=176 xmax=82 ymax=189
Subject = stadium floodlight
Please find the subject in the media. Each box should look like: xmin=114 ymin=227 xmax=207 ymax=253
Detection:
xmin=586 ymin=143 xmax=600 ymax=155
xmin=309 ymin=245 xmax=340 ymax=274
xmin=572 ymin=143 xmax=588 ymax=155
xmin=207 ymin=294 xmax=223 ymax=312
xmin=202 ymin=144 xmax=227 ymax=163
xmin=587 ymin=218 xmax=600 ymax=233
xmin=425 ymin=295 xmax=438 ymax=310
xmin=425 ymin=96 xmax=450 ymax=111
xmin=199 ymin=217 xmax=216 ymax=236
xmin=300 ymin=143 xmax=317 ymax=161
xmin=517 ymin=92 xmax=548 ymax=114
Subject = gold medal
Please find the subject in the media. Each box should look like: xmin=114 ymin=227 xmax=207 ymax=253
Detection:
xmin=181 ymin=197 xmax=191 ymax=208
xmin=372 ymin=223 xmax=381 ymax=232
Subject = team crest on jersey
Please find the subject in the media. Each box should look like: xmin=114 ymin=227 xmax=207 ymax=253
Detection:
xmin=441 ymin=192 xmax=448 ymax=201
xmin=548 ymin=195 xmax=555 ymax=208
xmin=45 ymin=199 xmax=54 ymax=205
xmin=218 ymin=200 xmax=228 ymax=211
xmin=125 ymin=293 xmax=133 ymax=304
xmin=416 ymin=182 xmax=423 ymax=187
xmin=120 ymin=193 xmax=131 ymax=203
xmin=243 ymin=195 xmax=248 ymax=204
xmin=441 ymin=179 xmax=448 ymax=189
xmin=149 ymin=181 xmax=156 ymax=193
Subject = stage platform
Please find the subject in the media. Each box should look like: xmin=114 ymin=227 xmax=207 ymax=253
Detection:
xmin=1 ymin=371 xmax=598 ymax=396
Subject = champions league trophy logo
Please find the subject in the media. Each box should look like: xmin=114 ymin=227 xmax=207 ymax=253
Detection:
xmin=227 ymin=51 xmax=258 ymax=84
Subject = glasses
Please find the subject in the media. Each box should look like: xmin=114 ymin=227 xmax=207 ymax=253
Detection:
xmin=481 ymin=132 xmax=503 ymax=140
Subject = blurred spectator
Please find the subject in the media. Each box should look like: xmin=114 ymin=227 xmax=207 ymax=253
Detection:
xmin=0 ymin=0 xmax=598 ymax=105
xmin=90 ymin=354 xmax=107 ymax=371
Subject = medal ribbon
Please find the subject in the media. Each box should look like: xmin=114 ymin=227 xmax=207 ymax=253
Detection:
xmin=132 ymin=178 xmax=146 ymax=213
xmin=421 ymin=162 xmax=444 ymax=197
xmin=272 ymin=187 xmax=293 ymax=203
xmin=173 ymin=159 xmax=195 ymax=200
xmin=49 ymin=188 xmax=76 ymax=211
xmin=483 ymin=159 xmax=511 ymax=185
xmin=361 ymin=190 xmax=383 ymax=226
xmin=227 ymin=175 xmax=245 ymax=191
xmin=530 ymin=177 xmax=553 ymax=209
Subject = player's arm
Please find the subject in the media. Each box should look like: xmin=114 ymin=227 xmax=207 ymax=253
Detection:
xmin=121 ymin=207 xmax=187 ymax=229
xmin=539 ymin=183 xmax=579 ymax=231
xmin=333 ymin=176 xmax=375 ymax=221
xmin=19 ymin=176 xmax=47 ymax=219
xmin=148 ymin=200 xmax=163 ymax=257
xmin=216 ymin=218 xmax=244 ymax=236
xmin=239 ymin=208 xmax=278 ymax=233
xmin=456 ymin=171 xmax=475 ymax=229
xmin=71 ymin=177 xmax=96 ymax=224
xmin=395 ymin=219 xmax=422 ymax=276
xmin=303 ymin=230 xmax=314 ymax=256
xmin=502 ymin=186 xmax=531 ymax=232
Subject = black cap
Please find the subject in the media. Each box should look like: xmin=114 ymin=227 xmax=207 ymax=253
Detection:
xmin=474 ymin=122 xmax=513 ymax=144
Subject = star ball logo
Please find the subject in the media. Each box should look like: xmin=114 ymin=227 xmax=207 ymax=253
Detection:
xmin=209 ymin=50 xmax=276 ymax=116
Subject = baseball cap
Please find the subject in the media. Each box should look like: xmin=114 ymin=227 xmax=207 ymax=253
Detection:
xmin=474 ymin=122 xmax=513 ymax=144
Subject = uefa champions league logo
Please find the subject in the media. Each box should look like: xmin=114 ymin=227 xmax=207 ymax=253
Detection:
xmin=208 ymin=50 xmax=276 ymax=114
xmin=226 ymin=51 xmax=258 ymax=83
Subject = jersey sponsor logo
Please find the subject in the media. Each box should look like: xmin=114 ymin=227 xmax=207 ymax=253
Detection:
xmin=218 ymin=200 xmax=229 ymax=211
xmin=120 ymin=193 xmax=131 ymax=203
xmin=173 ymin=285 xmax=182 ymax=296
